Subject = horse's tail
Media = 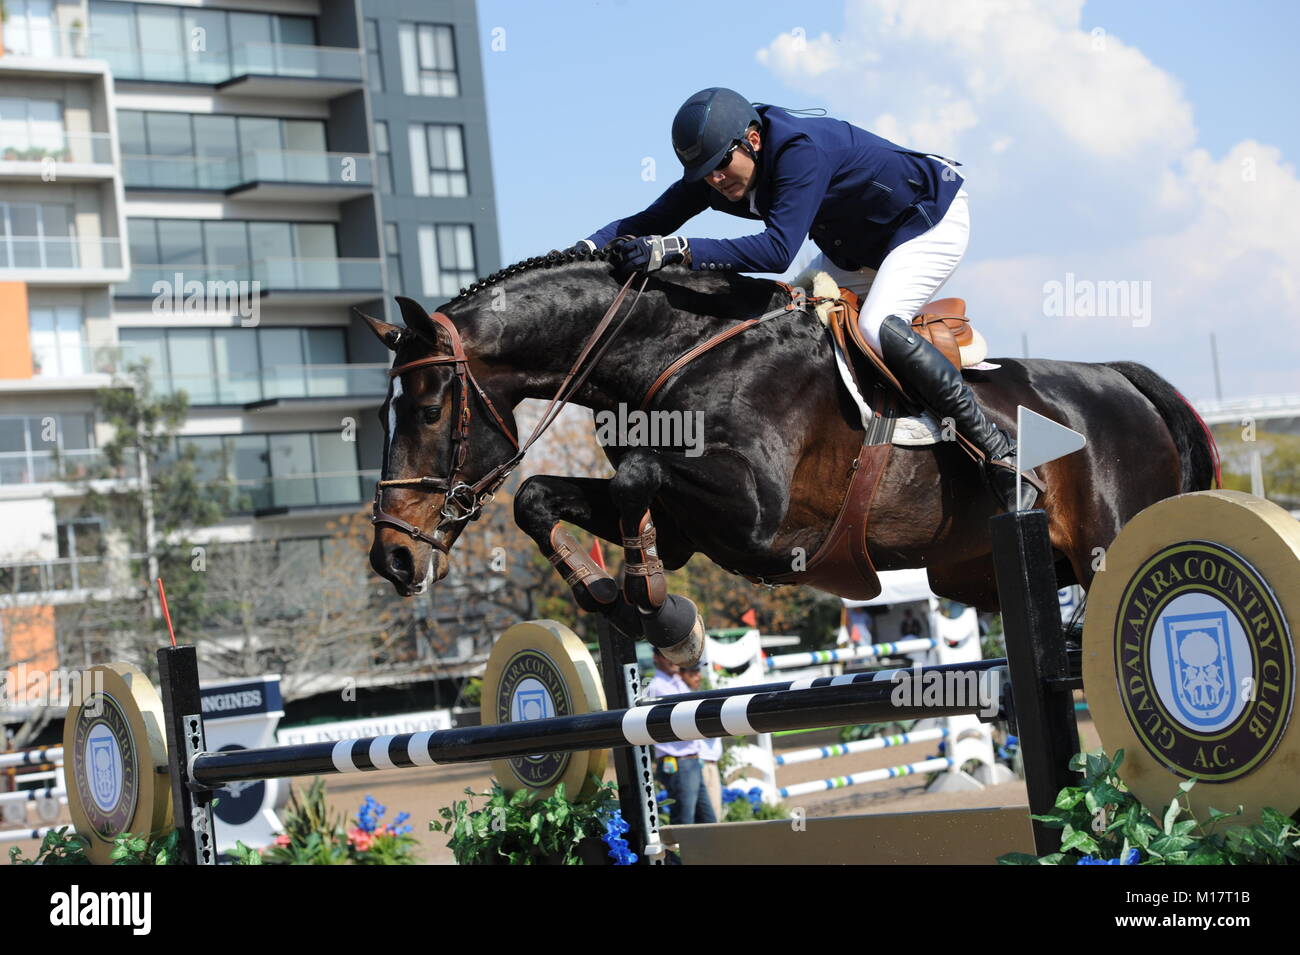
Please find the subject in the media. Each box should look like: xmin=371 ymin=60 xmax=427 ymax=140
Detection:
xmin=1104 ymin=361 xmax=1220 ymax=492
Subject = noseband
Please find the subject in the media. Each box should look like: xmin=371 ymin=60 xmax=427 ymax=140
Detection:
xmin=372 ymin=273 xmax=650 ymax=551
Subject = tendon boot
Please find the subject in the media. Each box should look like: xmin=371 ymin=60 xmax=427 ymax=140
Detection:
xmin=877 ymin=314 xmax=1038 ymax=511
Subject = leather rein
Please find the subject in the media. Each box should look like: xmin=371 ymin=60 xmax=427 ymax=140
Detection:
xmin=372 ymin=273 xmax=652 ymax=550
xmin=372 ymin=274 xmax=820 ymax=552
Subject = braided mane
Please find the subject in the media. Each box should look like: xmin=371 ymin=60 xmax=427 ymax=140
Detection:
xmin=443 ymin=245 xmax=614 ymax=310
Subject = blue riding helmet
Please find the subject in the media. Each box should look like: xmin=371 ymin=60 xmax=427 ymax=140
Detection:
xmin=672 ymin=87 xmax=760 ymax=182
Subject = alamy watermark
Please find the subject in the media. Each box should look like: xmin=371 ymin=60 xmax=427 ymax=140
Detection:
xmin=594 ymin=403 xmax=705 ymax=457
xmin=889 ymin=663 xmax=1001 ymax=718
xmin=152 ymin=273 xmax=261 ymax=327
xmin=0 ymin=665 xmax=103 ymax=716
xmin=1042 ymin=272 xmax=1152 ymax=327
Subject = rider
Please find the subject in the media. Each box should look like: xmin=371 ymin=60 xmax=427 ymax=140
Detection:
xmin=574 ymin=87 xmax=1034 ymax=511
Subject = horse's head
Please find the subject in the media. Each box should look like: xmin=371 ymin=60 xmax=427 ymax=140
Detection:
xmin=363 ymin=296 xmax=519 ymax=596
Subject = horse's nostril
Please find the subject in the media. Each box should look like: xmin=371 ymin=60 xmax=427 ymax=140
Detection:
xmin=388 ymin=546 xmax=414 ymax=583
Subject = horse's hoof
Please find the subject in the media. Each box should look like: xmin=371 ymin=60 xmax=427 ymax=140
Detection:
xmin=644 ymin=595 xmax=705 ymax=667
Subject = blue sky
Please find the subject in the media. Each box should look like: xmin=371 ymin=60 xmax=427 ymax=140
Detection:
xmin=476 ymin=0 xmax=1299 ymax=401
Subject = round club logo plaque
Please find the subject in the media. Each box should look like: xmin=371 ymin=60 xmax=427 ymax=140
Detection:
xmin=1086 ymin=491 xmax=1300 ymax=823
xmin=482 ymin=620 xmax=608 ymax=799
xmin=62 ymin=663 xmax=173 ymax=864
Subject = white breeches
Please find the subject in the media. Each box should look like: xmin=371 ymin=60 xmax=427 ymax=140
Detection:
xmin=804 ymin=188 xmax=970 ymax=353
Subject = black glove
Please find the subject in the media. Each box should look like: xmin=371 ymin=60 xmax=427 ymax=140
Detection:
xmin=607 ymin=235 xmax=690 ymax=281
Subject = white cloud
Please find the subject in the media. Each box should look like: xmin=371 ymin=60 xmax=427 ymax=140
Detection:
xmin=756 ymin=0 xmax=1298 ymax=399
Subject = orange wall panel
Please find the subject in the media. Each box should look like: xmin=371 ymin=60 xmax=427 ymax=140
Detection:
xmin=0 ymin=282 xmax=33 ymax=380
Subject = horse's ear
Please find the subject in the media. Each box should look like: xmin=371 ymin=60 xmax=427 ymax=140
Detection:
xmin=395 ymin=296 xmax=445 ymax=345
xmin=355 ymin=308 xmax=405 ymax=351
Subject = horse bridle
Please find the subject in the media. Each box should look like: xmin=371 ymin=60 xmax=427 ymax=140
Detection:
xmin=372 ymin=273 xmax=651 ymax=552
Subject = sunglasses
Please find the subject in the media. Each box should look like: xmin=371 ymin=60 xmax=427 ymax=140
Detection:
xmin=714 ymin=138 xmax=754 ymax=173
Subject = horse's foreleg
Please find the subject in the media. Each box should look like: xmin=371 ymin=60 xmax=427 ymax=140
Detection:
xmin=609 ymin=452 xmax=670 ymax=611
xmin=513 ymin=474 xmax=623 ymax=611
xmin=512 ymin=472 xmax=702 ymax=664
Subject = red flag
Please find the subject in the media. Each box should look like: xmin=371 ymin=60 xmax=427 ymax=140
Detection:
xmin=588 ymin=538 xmax=607 ymax=571
xmin=740 ymin=608 xmax=757 ymax=628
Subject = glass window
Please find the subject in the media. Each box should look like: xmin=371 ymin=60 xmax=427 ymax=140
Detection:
xmin=183 ymin=8 xmax=230 ymax=83
xmin=167 ymin=329 xmax=216 ymax=404
xmin=398 ymin=23 xmax=459 ymax=97
xmin=249 ymin=222 xmax=292 ymax=265
xmin=385 ymin=223 xmax=403 ymax=293
xmin=89 ymin=0 xmax=141 ymax=77
xmin=364 ymin=19 xmax=383 ymax=92
xmin=274 ymin=16 xmax=316 ymax=46
xmin=156 ymin=219 xmax=204 ymax=265
xmin=313 ymin=432 xmax=359 ymax=504
xmin=118 ymin=328 xmax=169 ymax=382
xmin=425 ymin=124 xmax=467 ymax=197
xmin=118 ymin=110 xmax=147 ymax=155
xmin=29 ymin=307 xmax=84 ymax=377
xmin=282 ymin=120 xmax=326 ymax=153
xmin=127 ymin=219 xmax=160 ymax=267
xmin=202 ymin=221 xmax=249 ymax=267
xmin=145 ymin=112 xmax=193 ymax=157
xmin=259 ymin=328 xmax=305 ymax=398
xmin=136 ymin=5 xmax=184 ymax=81
xmin=7 ymin=0 xmax=56 ymax=58
xmin=374 ymin=121 xmax=392 ymax=193
xmin=213 ymin=329 xmax=260 ymax=403
xmin=418 ymin=224 xmax=476 ymax=298
xmin=268 ymin=433 xmax=315 ymax=508
xmin=193 ymin=115 xmax=238 ymax=188
xmin=237 ymin=116 xmax=281 ymax=153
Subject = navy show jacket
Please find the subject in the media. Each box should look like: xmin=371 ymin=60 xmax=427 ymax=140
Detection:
xmin=588 ymin=104 xmax=964 ymax=273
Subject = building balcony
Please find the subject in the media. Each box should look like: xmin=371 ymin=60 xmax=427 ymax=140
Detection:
xmin=123 ymin=150 xmax=375 ymax=200
xmin=115 ymin=360 xmax=389 ymax=410
xmin=234 ymin=468 xmax=379 ymax=517
xmin=0 ymin=448 xmax=138 ymax=488
xmin=114 ymin=258 xmax=383 ymax=304
xmin=0 ymin=132 xmax=115 ymax=181
xmin=0 ymin=553 xmax=149 ymax=608
xmin=0 ymin=236 xmax=127 ymax=285
xmin=92 ymin=42 xmax=365 ymax=97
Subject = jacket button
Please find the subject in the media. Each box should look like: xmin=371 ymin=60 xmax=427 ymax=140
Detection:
xmin=834 ymin=240 xmax=842 ymax=246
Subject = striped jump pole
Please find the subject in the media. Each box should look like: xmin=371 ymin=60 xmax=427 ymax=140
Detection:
xmin=0 ymin=747 xmax=63 ymax=769
xmin=0 ymin=825 xmax=58 ymax=844
xmin=0 ymin=787 xmax=66 ymax=806
xmin=764 ymin=638 xmax=937 ymax=671
xmin=642 ymin=655 xmax=1007 ymax=706
xmin=773 ymin=727 xmax=947 ymax=767
xmin=778 ymin=756 xmax=954 ymax=800
xmin=183 ymin=660 xmax=1005 ymax=788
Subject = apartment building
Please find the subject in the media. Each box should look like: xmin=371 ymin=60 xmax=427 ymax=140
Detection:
xmin=0 ymin=0 xmax=501 ymax=676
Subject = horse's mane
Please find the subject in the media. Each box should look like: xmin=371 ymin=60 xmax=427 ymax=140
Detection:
xmin=442 ymin=245 xmax=614 ymax=311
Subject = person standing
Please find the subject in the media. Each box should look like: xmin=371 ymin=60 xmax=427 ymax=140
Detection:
xmin=647 ymin=649 xmax=716 ymax=824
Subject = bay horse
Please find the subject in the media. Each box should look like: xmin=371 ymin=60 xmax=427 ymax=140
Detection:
xmin=363 ymin=246 xmax=1217 ymax=663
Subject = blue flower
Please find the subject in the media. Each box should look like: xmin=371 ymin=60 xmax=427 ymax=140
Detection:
xmin=721 ymin=788 xmax=742 ymax=804
xmin=598 ymin=806 xmax=638 ymax=866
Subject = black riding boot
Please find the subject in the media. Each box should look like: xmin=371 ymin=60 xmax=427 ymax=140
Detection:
xmin=878 ymin=315 xmax=1036 ymax=511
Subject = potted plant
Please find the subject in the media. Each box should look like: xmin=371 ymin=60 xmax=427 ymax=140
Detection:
xmin=69 ymin=17 xmax=85 ymax=57
xmin=433 ymin=780 xmax=637 ymax=865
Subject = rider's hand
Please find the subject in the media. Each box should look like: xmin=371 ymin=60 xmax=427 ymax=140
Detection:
xmin=607 ymin=235 xmax=691 ymax=281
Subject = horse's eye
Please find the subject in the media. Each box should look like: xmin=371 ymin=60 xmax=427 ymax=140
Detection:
xmin=421 ymin=405 xmax=442 ymax=425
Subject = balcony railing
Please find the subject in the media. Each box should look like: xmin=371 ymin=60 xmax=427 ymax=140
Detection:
xmin=0 ymin=237 xmax=123 ymax=271
xmin=240 ymin=149 xmax=373 ymax=186
xmin=1 ymin=132 xmax=113 ymax=165
xmin=232 ymin=43 xmax=364 ymax=82
xmin=0 ymin=553 xmax=149 ymax=597
xmin=88 ymin=42 xmax=363 ymax=84
xmin=123 ymin=150 xmax=374 ymax=191
xmin=233 ymin=468 xmax=378 ymax=513
xmin=30 ymin=342 xmax=126 ymax=379
xmin=0 ymin=448 xmax=138 ymax=486
xmin=253 ymin=258 xmax=383 ymax=291
xmin=0 ymin=26 xmax=91 ymax=59
xmin=112 ymin=356 xmax=390 ymax=405
xmin=116 ymin=259 xmax=382 ymax=297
